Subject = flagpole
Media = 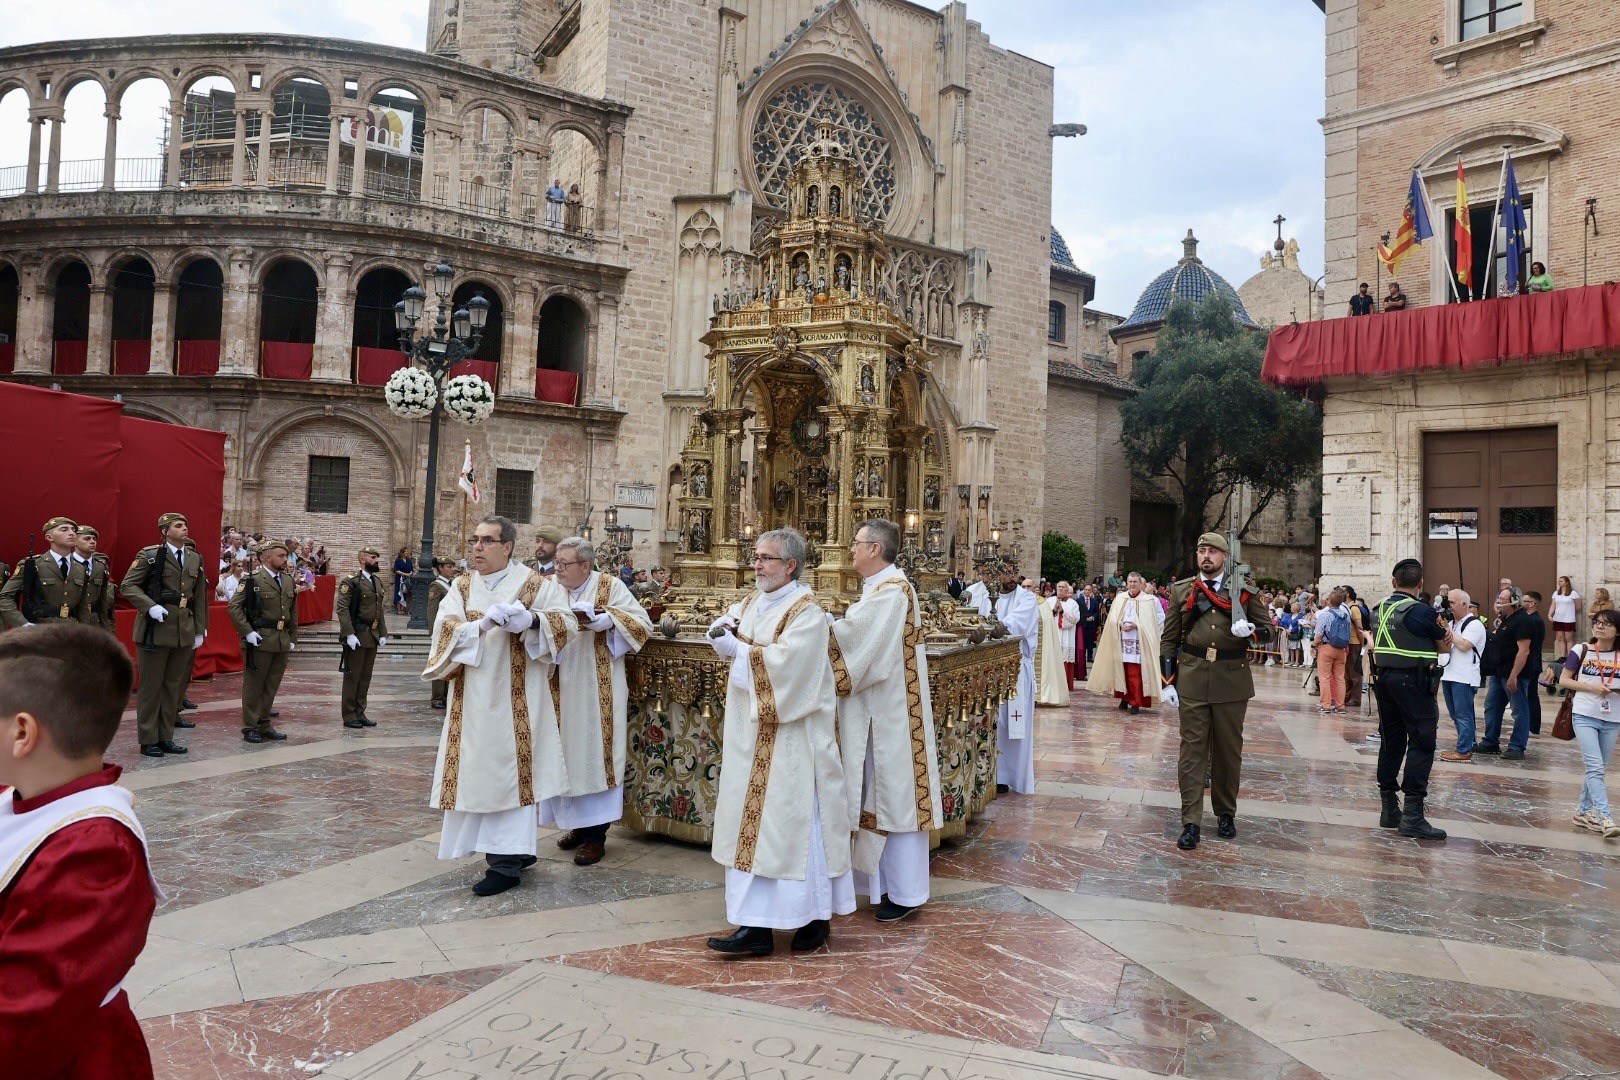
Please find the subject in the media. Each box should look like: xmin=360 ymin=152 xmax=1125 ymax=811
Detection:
xmin=1418 ymin=170 xmax=1461 ymax=305
xmin=1481 ymin=145 xmax=1511 ymax=300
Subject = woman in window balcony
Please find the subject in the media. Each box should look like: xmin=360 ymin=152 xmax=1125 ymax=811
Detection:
xmin=1527 ymin=261 xmax=1553 ymax=293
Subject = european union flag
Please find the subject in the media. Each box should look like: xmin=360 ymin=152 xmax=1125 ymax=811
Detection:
xmin=1502 ymin=155 xmax=1529 ymax=293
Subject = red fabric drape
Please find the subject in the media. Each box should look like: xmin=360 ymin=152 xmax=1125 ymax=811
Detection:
xmin=0 ymin=383 xmax=122 ymax=565
xmin=113 ymin=416 xmax=224 ymax=581
xmin=262 ymin=341 xmax=313 ymax=380
xmin=1263 ymin=282 xmax=1620 ymax=385
xmin=535 ymin=368 xmax=579 ymax=405
xmin=176 ymin=340 xmax=220 ymax=377
xmin=297 ymin=576 xmax=336 ymax=624
xmin=112 ymin=340 xmax=151 ymax=376
xmin=355 ymin=347 xmax=406 ymax=386
xmin=448 ymin=358 xmax=498 ymax=385
xmin=54 ymin=340 xmax=88 ymax=375
xmin=0 ymin=342 xmax=14 ymax=374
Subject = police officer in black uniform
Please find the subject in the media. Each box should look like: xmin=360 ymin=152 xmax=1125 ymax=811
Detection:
xmin=1370 ymin=558 xmax=1452 ymax=840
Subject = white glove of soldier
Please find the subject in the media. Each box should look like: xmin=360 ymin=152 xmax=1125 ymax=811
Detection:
xmin=148 ymin=605 xmax=167 ymax=622
xmin=346 ymin=633 xmax=362 ymax=649
xmin=1161 ymin=685 xmax=1180 ymax=708
xmin=193 ymin=633 xmax=206 ymax=650
xmin=1230 ymin=619 xmax=1255 ymax=639
xmin=288 ymin=641 xmax=296 ymax=650
xmin=378 ymin=636 xmax=388 ymax=648
xmin=245 ymin=631 xmax=263 ymax=647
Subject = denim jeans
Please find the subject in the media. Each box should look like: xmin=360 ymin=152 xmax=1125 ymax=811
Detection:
xmin=1481 ymin=675 xmax=1530 ymax=752
xmin=1442 ymin=680 xmax=1478 ymax=753
xmin=1573 ymin=713 xmax=1620 ymax=817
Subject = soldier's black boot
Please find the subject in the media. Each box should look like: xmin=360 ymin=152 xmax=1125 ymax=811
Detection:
xmin=1398 ymin=797 xmax=1447 ymax=840
xmin=1379 ymin=790 xmax=1401 ymax=829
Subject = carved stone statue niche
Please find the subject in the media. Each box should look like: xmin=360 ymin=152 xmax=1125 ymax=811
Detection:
xmin=690 ymin=464 xmax=709 ymax=498
xmin=924 ymin=476 xmax=940 ymax=511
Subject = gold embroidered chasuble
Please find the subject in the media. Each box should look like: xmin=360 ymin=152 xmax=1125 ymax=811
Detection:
xmin=711 ymin=582 xmax=853 ymax=882
xmin=421 ymin=566 xmax=576 ymax=813
xmin=552 ymin=572 xmax=655 ymax=796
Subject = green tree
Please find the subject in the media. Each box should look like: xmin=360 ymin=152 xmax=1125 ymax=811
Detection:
xmin=1040 ymin=531 xmax=1088 ymax=584
xmin=1120 ymin=294 xmax=1322 ymax=576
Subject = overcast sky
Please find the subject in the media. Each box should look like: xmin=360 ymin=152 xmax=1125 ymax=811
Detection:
xmin=0 ymin=1 xmax=1324 ymax=316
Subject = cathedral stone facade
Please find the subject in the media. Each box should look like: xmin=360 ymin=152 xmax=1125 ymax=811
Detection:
xmin=0 ymin=0 xmax=1057 ymax=572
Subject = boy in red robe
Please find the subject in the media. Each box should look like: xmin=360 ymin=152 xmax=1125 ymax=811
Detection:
xmin=0 ymin=622 xmax=160 ymax=1078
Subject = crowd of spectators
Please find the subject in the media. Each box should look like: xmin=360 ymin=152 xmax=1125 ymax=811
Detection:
xmin=215 ymin=528 xmax=331 ymax=601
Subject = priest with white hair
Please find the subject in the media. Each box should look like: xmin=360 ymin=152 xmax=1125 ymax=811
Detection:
xmin=705 ymin=527 xmax=854 ymax=956
xmin=542 ymin=535 xmax=655 ymax=867
xmin=421 ymin=514 xmax=577 ymax=896
xmin=829 ymin=518 xmax=943 ymax=924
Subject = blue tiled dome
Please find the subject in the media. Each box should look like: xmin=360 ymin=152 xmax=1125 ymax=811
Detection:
xmin=1051 ymin=227 xmax=1079 ymax=270
xmin=1119 ymin=230 xmax=1256 ymax=329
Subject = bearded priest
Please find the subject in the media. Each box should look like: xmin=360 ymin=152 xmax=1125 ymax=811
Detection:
xmin=542 ymin=535 xmax=654 ymax=867
xmin=421 ymin=514 xmax=577 ymax=897
xmin=706 ymin=527 xmax=854 ymax=956
xmin=994 ymin=565 xmax=1041 ymax=794
xmin=829 ymin=519 xmax=943 ymax=924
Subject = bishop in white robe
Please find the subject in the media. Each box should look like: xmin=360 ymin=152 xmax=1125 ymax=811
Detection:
xmin=706 ymin=528 xmax=854 ymax=956
xmin=1085 ymin=573 xmax=1165 ymax=715
xmin=995 ymin=572 xmax=1040 ymax=794
xmin=829 ymin=521 xmax=943 ymax=922
xmin=421 ymin=516 xmax=577 ymax=896
xmin=1036 ymin=587 xmax=1071 ymax=708
xmin=541 ymin=538 xmax=654 ymax=865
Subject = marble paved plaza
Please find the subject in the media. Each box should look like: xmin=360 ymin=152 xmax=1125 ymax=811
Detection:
xmin=119 ymin=647 xmax=1620 ymax=1079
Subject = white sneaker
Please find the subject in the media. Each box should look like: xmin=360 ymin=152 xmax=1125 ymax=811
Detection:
xmin=1366 ymin=731 xmax=1381 ymax=742
xmin=1573 ymin=810 xmax=1606 ymax=833
xmin=1601 ymin=816 xmax=1620 ymax=839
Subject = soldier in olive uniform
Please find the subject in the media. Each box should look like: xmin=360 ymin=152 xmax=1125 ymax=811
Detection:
xmin=527 ymin=526 xmax=563 ymax=575
xmin=74 ymin=525 xmax=118 ymax=631
xmin=1159 ymin=532 xmax=1272 ymax=850
xmin=0 ymin=516 xmax=96 ymax=628
xmin=426 ymin=557 xmax=456 ymax=709
xmin=338 ymin=546 xmax=390 ymax=728
xmin=120 ymin=512 xmax=210 ymax=757
xmin=229 ymin=539 xmax=300 ymax=743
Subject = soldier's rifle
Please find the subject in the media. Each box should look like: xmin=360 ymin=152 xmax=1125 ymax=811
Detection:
xmin=19 ymin=533 xmax=50 ymax=623
xmin=242 ymin=568 xmax=261 ymax=672
xmin=140 ymin=544 xmax=179 ymax=651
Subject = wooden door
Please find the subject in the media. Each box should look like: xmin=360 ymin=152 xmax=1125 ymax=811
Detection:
xmin=1423 ymin=427 xmax=1557 ymax=600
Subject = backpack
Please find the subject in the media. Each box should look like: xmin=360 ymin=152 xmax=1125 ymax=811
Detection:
xmin=1321 ymin=608 xmax=1351 ymax=649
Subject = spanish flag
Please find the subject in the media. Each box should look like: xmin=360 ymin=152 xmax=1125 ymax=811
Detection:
xmin=1377 ymin=169 xmax=1435 ymax=275
xmin=1454 ymin=158 xmax=1473 ymax=293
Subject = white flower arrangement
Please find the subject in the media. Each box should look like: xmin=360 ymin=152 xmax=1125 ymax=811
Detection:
xmin=384 ymin=366 xmax=438 ymax=419
xmin=442 ymin=373 xmax=497 ymax=425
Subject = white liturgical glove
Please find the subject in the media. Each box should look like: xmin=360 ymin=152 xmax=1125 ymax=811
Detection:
xmin=148 ymin=606 xmax=167 ymax=622
xmin=476 ymin=610 xmax=506 ymax=633
xmin=193 ymin=634 xmax=206 ymax=650
xmin=1161 ymin=685 xmax=1180 ymax=708
xmin=378 ymin=636 xmax=388 ymax=648
xmin=245 ymin=631 xmax=263 ymax=647
xmin=585 ymin=611 xmax=614 ymax=633
xmin=345 ymin=633 xmax=361 ymax=649
xmin=1230 ymin=619 xmax=1255 ymax=639
xmin=497 ymin=603 xmax=534 ymax=632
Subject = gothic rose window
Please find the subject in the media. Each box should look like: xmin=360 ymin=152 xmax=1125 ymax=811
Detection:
xmin=752 ymin=82 xmax=897 ymax=226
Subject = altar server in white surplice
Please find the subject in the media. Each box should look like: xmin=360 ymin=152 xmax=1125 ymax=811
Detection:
xmin=541 ymin=536 xmax=654 ymax=867
xmin=421 ymin=515 xmax=577 ymax=897
xmin=995 ymin=568 xmax=1040 ymax=794
xmin=829 ymin=519 xmax=943 ymax=925
xmin=705 ymin=527 xmax=854 ymax=957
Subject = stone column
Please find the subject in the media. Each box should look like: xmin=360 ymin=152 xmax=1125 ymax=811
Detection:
xmin=101 ymin=104 xmax=120 ymax=192
xmin=501 ymin=280 xmax=537 ymax=399
xmin=44 ymin=115 xmax=63 ymax=194
xmin=350 ymin=117 xmax=368 ymax=199
xmin=257 ymin=106 xmax=274 ymax=185
xmin=220 ymin=247 xmax=257 ymax=375
xmin=86 ymin=283 xmax=111 ymax=375
xmin=314 ymin=251 xmax=354 ymax=382
xmin=149 ymin=282 xmax=176 ymax=375
xmin=165 ymin=98 xmax=184 ymax=189
xmin=324 ymin=113 xmax=343 ymax=192
xmin=586 ymin=293 xmax=618 ymax=407
xmin=712 ymin=9 xmax=744 ymax=191
xmin=446 ymin=131 xmax=462 ymax=208
xmin=24 ymin=114 xmax=43 ymax=195
xmin=419 ymin=124 xmax=436 ymax=202
xmin=230 ymin=109 xmax=248 ymax=187
xmin=598 ymin=124 xmax=624 ymax=235
xmin=13 ymin=259 xmax=48 ymax=373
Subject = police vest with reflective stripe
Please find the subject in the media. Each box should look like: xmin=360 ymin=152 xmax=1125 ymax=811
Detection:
xmin=1371 ymin=594 xmax=1438 ymax=669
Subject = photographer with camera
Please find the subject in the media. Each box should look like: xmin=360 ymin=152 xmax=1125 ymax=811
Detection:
xmin=1370 ymin=558 xmax=1452 ymax=840
xmin=119 ymin=512 xmax=210 ymax=757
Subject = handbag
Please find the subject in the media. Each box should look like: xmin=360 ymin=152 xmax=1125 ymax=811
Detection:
xmin=1551 ymin=644 xmax=1580 ymax=741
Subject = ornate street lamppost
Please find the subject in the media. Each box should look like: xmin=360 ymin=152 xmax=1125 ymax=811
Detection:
xmin=386 ymin=260 xmax=493 ymax=630
xmin=596 ymin=504 xmax=636 ymax=574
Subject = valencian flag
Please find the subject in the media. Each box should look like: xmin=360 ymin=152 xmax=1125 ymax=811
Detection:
xmin=457 ymin=440 xmax=481 ymax=502
xmin=1501 ymin=153 xmax=1529 ymax=294
xmin=1454 ymin=158 xmax=1473 ymax=294
xmin=1377 ymin=169 xmax=1435 ymax=275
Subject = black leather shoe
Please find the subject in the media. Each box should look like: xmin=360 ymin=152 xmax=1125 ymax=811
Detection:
xmin=175 ymin=718 xmax=196 ymax=728
xmin=181 ymin=699 xmax=198 ymax=711
xmin=1217 ymin=815 xmax=1236 ymax=839
xmin=791 ymin=919 xmax=830 ymax=951
xmin=706 ymin=926 xmax=774 ymax=955
xmin=157 ymin=741 xmax=188 ymax=754
xmin=472 ymin=870 xmax=521 ymax=896
xmin=1128 ymin=705 xmax=1141 ymax=715
xmin=995 ymin=783 xmax=1010 ymax=793
xmin=875 ymin=899 xmax=919 ymax=923
xmin=1501 ymin=748 xmax=1525 ymax=760
xmin=1177 ymin=823 xmax=1201 ymax=850
xmin=358 ymin=716 xmax=378 ymax=727
xmin=243 ymin=730 xmax=264 ymax=744
xmin=269 ymin=710 xmax=280 ymax=717
xmin=430 ymin=701 xmax=446 ymax=710
xmin=1117 ymin=699 xmax=1130 ymax=710
xmin=140 ymin=744 xmax=165 ymax=758
xmin=1473 ymin=744 xmax=1501 ymax=755
xmin=263 ymin=729 xmax=287 ymax=741
xmin=344 ymin=719 xmax=365 ymax=728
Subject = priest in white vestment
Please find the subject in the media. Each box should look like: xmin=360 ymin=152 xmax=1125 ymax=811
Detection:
xmin=828 ymin=519 xmax=943 ymax=924
xmin=421 ymin=515 xmax=577 ymax=896
xmin=962 ymin=565 xmax=994 ymax=617
xmin=1085 ymin=572 xmax=1164 ymax=715
xmin=1052 ymin=581 xmax=1083 ymax=690
xmin=994 ymin=568 xmax=1040 ymax=794
xmin=1035 ymin=582 xmax=1070 ymax=707
xmin=706 ymin=528 xmax=854 ymax=956
xmin=541 ymin=536 xmax=654 ymax=866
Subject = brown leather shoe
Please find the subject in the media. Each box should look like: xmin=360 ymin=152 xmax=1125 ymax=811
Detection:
xmin=555 ymin=829 xmax=584 ymax=850
xmin=573 ymin=841 xmax=606 ymax=866
xmin=1439 ymin=750 xmax=1472 ymax=762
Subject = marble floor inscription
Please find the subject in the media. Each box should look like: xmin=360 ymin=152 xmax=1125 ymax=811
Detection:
xmin=118 ymin=648 xmax=1620 ymax=1078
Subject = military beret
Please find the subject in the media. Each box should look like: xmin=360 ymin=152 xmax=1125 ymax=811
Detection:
xmin=1196 ymin=532 xmax=1229 ymax=553
xmin=258 ymin=539 xmax=289 ymax=555
xmin=74 ymin=524 xmax=98 ymax=537
xmin=43 ymin=516 xmax=78 ymax=532
xmin=434 ymin=556 xmax=457 ymax=568
xmin=535 ymin=526 xmax=565 ymax=544
xmin=158 ymin=512 xmax=188 ymax=530
xmin=359 ymin=546 xmax=382 ymax=557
